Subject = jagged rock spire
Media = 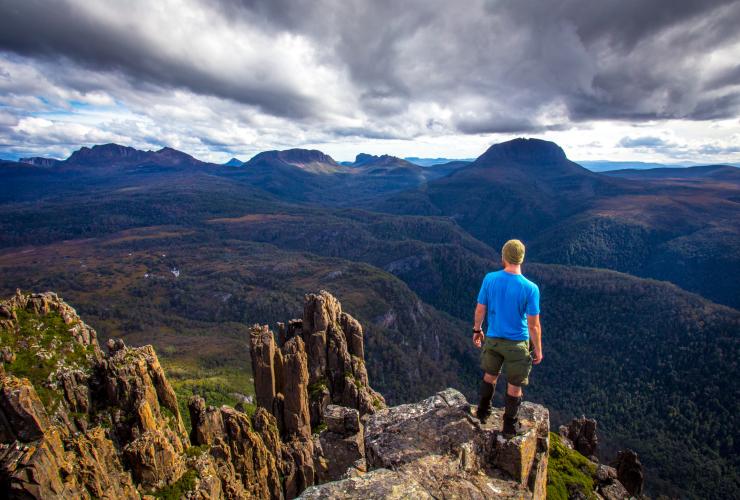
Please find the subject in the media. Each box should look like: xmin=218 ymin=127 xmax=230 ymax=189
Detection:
xmin=249 ymin=290 xmax=385 ymax=439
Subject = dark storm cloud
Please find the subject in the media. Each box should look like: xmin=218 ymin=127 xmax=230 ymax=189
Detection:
xmin=0 ymin=0 xmax=739 ymax=139
xmin=210 ymin=0 xmax=740 ymax=127
xmin=0 ymin=0 xmax=317 ymax=119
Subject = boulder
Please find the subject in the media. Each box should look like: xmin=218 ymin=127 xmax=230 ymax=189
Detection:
xmin=304 ymin=388 xmax=549 ymax=499
xmin=611 ymin=449 xmax=644 ymax=496
xmin=559 ymin=416 xmax=598 ymax=460
xmin=318 ymin=405 xmax=365 ymax=481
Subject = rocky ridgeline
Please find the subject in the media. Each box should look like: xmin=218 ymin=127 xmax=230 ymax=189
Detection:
xmin=1 ymin=290 xmax=552 ymax=499
xmin=558 ymin=416 xmax=644 ymax=498
xmin=0 ymin=291 xmax=188 ymax=498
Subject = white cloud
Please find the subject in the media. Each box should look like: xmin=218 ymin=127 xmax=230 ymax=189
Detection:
xmin=0 ymin=0 xmax=739 ymax=163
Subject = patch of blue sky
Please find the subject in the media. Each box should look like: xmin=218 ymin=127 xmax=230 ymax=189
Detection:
xmin=35 ymin=99 xmax=136 ymax=125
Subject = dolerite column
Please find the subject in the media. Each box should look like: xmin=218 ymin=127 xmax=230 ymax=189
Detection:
xmin=249 ymin=325 xmax=277 ymax=413
xmin=281 ymin=336 xmax=311 ymax=439
xmin=281 ymin=336 xmax=316 ymax=497
xmin=340 ymin=312 xmax=364 ymax=361
xmin=302 ymin=292 xmax=334 ymax=385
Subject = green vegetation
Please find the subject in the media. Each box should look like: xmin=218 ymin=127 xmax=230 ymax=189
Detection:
xmin=547 ymin=433 xmax=597 ymax=500
xmin=162 ymin=359 xmax=256 ymax=429
xmin=151 ymin=469 xmax=197 ymax=500
xmin=312 ymin=422 xmax=327 ymax=435
xmin=0 ymin=309 xmax=96 ymax=411
xmin=185 ymin=444 xmax=209 ymax=457
xmin=308 ymin=378 xmax=328 ymax=398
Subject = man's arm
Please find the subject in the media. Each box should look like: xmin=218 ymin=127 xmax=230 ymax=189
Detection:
xmin=473 ymin=303 xmax=486 ymax=347
xmin=527 ymin=314 xmax=543 ymax=364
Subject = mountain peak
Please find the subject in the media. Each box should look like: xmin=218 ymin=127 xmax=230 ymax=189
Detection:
xmin=66 ymin=143 xmax=147 ymax=164
xmin=354 ymin=153 xmax=378 ymax=166
xmin=251 ymin=148 xmax=337 ymax=166
xmin=19 ymin=156 xmax=60 ymax=167
xmin=477 ymin=138 xmax=568 ymax=165
xmin=223 ymin=157 xmax=243 ymax=167
xmin=151 ymin=146 xmax=200 ymax=164
xmin=353 ymin=153 xmax=416 ymax=169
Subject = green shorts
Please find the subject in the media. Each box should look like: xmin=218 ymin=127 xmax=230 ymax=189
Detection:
xmin=480 ymin=337 xmax=533 ymax=386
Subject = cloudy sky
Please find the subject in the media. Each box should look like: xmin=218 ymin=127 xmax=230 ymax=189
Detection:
xmin=0 ymin=0 xmax=739 ymax=163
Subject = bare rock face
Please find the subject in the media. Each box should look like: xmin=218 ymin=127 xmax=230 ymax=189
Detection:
xmin=249 ymin=324 xmax=277 ymax=411
xmin=302 ymin=388 xmax=550 ymax=499
xmin=281 ymin=337 xmax=312 ymax=439
xmin=247 ymin=290 xmax=387 ymax=497
xmin=100 ymin=344 xmax=189 ymax=489
xmin=593 ymin=464 xmax=631 ymax=500
xmin=299 ymin=290 xmax=385 ymax=417
xmin=249 ymin=292 xmax=384 ymax=429
xmin=0 ymin=376 xmax=51 ymax=442
xmin=611 ymin=449 xmax=644 ymax=496
xmin=317 ymin=405 xmax=365 ymax=482
xmin=188 ymin=396 xmax=284 ymax=498
xmin=559 ymin=415 xmax=598 ymax=460
xmin=67 ymin=426 xmax=139 ymax=499
xmin=0 ymin=291 xmax=199 ymax=498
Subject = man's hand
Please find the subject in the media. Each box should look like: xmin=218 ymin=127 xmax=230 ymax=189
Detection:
xmin=527 ymin=314 xmax=543 ymax=365
xmin=533 ymin=347 xmax=543 ymax=365
xmin=472 ymin=331 xmax=484 ymax=348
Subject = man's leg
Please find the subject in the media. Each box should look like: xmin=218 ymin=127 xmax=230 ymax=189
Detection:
xmin=477 ymin=372 xmax=498 ymax=422
xmin=503 ymin=383 xmax=522 ymax=437
xmin=500 ymin=340 xmax=532 ymax=437
xmin=478 ymin=339 xmax=503 ymax=423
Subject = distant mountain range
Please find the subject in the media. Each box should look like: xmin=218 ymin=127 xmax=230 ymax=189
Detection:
xmin=577 ymin=159 xmax=740 ymax=171
xmin=9 ymin=147 xmax=738 ymax=172
xmin=404 ymin=156 xmax=475 ymax=167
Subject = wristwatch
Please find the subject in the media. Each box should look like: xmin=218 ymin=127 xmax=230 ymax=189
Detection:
xmin=472 ymin=327 xmax=482 ymax=334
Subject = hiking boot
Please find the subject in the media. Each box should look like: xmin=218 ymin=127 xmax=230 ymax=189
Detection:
xmin=502 ymin=416 xmax=518 ymax=438
xmin=476 ymin=379 xmax=495 ymax=424
xmin=502 ymin=393 xmax=522 ymax=438
xmin=475 ymin=404 xmax=491 ymax=424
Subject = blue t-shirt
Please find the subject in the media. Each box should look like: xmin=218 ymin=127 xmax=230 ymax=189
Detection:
xmin=477 ymin=271 xmax=540 ymax=341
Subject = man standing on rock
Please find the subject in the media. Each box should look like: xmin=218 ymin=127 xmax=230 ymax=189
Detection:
xmin=472 ymin=239 xmax=542 ymax=437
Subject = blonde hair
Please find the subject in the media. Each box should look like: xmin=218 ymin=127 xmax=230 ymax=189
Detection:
xmin=502 ymin=239 xmax=525 ymax=265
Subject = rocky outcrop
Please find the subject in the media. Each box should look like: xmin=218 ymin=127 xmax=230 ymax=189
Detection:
xmin=594 ymin=463 xmax=631 ymax=500
xmin=2 ymin=290 xmax=556 ymax=499
xmin=559 ymin=415 xmax=598 ymax=460
xmin=187 ymin=396 xmax=283 ymax=498
xmin=100 ymin=342 xmax=189 ymax=489
xmin=0 ymin=291 xmax=182 ymax=498
xmin=250 ymin=291 xmax=384 ymax=423
xmin=611 ymin=449 xmax=644 ymax=496
xmin=317 ymin=405 xmax=365 ymax=482
xmin=558 ymin=414 xmax=644 ymax=499
xmin=248 ymin=290 xmax=385 ymax=497
xmin=302 ymin=388 xmax=550 ymax=499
